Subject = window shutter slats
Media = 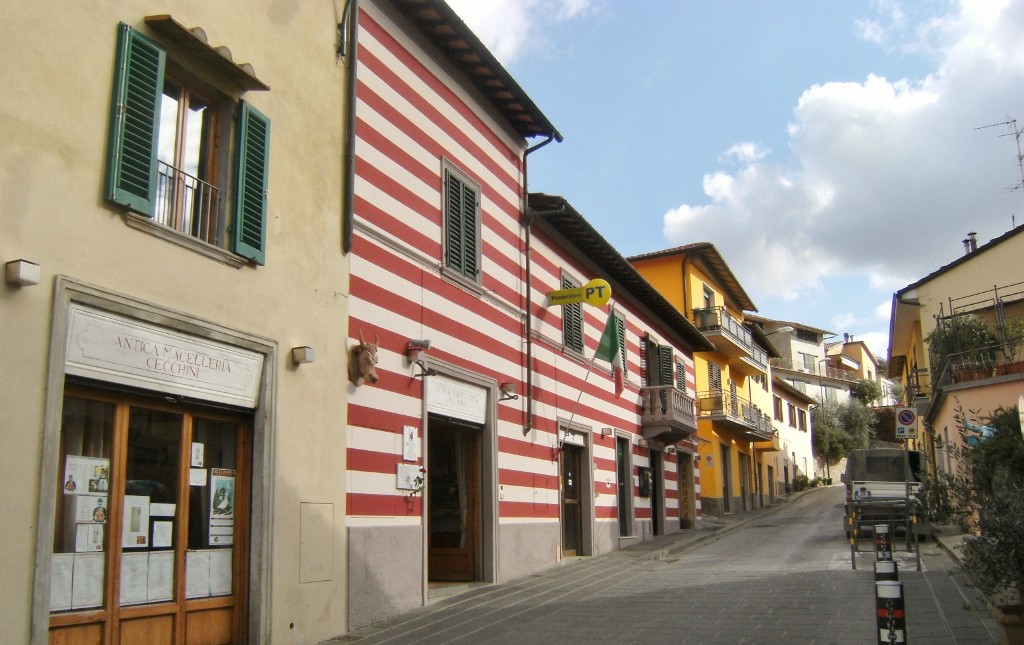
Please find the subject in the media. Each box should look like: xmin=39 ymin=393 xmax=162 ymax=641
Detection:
xmin=444 ymin=169 xmax=480 ymax=280
xmin=561 ymin=275 xmax=583 ymax=353
xmin=106 ymin=23 xmax=165 ymax=215
xmin=234 ymin=101 xmax=271 ymax=265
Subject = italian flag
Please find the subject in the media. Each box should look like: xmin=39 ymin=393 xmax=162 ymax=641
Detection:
xmin=595 ymin=311 xmax=624 ymax=396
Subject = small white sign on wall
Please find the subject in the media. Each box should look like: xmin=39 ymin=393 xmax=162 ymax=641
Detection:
xmin=402 ymin=425 xmax=419 ymax=461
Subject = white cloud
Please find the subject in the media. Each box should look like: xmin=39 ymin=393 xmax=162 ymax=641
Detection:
xmin=874 ymin=299 xmax=893 ymax=320
xmin=446 ymin=0 xmax=598 ymax=64
xmin=831 ymin=312 xmax=858 ymax=330
xmin=719 ymin=142 xmax=770 ymax=165
xmin=662 ymin=0 xmax=1024 ymax=305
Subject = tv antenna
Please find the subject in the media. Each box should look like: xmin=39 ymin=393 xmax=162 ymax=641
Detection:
xmin=976 ymin=118 xmax=1024 ymax=192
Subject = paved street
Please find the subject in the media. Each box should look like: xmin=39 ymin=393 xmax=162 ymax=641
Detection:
xmin=337 ymin=486 xmax=999 ymax=644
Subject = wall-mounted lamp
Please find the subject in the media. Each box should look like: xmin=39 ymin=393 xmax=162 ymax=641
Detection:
xmin=498 ymin=382 xmax=519 ymax=401
xmin=600 ymin=427 xmax=614 ymax=437
xmin=291 ymin=346 xmax=315 ymax=365
xmin=638 ymin=438 xmax=649 ymax=448
xmin=665 ymin=446 xmax=676 ymax=455
xmin=5 ymin=259 xmax=40 ymax=287
xmin=406 ymin=339 xmax=436 ymax=378
xmin=766 ymin=325 xmax=795 ymax=336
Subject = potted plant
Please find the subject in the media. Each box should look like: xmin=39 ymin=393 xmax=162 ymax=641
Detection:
xmin=945 ymin=406 xmax=1024 ymax=644
xmin=996 ymin=317 xmax=1024 ymax=373
xmin=926 ymin=313 xmax=998 ymax=382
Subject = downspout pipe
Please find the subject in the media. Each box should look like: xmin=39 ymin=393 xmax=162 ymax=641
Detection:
xmin=340 ymin=0 xmax=360 ymax=254
xmin=521 ymin=134 xmax=557 ymax=435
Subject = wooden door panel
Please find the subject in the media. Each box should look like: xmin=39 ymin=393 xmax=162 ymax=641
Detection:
xmin=120 ymin=615 xmax=174 ymax=645
xmin=186 ymin=607 xmax=234 ymax=645
xmin=49 ymin=623 xmax=103 ymax=645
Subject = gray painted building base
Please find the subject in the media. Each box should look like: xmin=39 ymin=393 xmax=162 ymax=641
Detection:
xmin=497 ymin=522 xmax=559 ymax=582
xmin=348 ymin=525 xmax=423 ymax=631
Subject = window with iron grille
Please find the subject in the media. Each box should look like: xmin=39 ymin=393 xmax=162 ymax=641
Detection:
xmin=106 ymin=22 xmax=270 ymax=264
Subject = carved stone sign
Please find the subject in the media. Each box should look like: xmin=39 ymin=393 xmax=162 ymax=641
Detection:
xmin=65 ymin=304 xmax=263 ymax=408
xmin=426 ymin=375 xmax=486 ymax=425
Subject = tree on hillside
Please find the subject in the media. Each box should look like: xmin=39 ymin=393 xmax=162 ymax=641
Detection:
xmin=850 ymin=378 xmax=883 ymax=405
xmin=812 ymin=399 xmax=876 ymax=478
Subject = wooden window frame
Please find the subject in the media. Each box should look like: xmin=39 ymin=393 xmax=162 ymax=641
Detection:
xmin=106 ymin=22 xmax=270 ymax=264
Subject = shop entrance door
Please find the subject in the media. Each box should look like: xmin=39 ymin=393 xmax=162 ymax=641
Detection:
xmin=427 ymin=417 xmax=480 ymax=582
xmin=49 ymin=389 xmax=251 ymax=645
xmin=560 ymin=444 xmax=583 ymax=556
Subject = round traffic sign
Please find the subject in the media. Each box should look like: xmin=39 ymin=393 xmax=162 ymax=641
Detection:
xmin=898 ymin=409 xmax=915 ymax=425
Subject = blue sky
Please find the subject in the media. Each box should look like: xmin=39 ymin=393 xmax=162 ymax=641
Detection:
xmin=447 ymin=0 xmax=1024 ymax=359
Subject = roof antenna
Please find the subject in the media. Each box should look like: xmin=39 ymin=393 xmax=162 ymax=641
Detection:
xmin=975 ymin=118 xmax=1024 ymax=193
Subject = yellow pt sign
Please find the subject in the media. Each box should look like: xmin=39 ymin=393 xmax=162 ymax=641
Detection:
xmin=548 ymin=279 xmax=612 ymax=307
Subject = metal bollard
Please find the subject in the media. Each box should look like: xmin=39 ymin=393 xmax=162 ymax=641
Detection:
xmin=874 ymin=524 xmax=892 ymax=561
xmin=875 ymin=560 xmax=898 ymax=581
xmin=875 ymin=580 xmax=907 ymax=644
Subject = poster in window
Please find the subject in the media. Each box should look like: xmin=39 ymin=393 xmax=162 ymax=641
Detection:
xmin=122 ymin=495 xmax=150 ymax=548
xmin=209 ymin=469 xmax=235 ymax=520
xmin=64 ymin=455 xmax=110 ymax=496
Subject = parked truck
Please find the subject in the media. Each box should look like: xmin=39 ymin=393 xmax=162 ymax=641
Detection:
xmin=843 ymin=448 xmax=928 ymax=539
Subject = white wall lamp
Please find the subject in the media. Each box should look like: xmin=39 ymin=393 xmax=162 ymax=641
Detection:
xmin=406 ymin=339 xmax=436 ymax=378
xmin=291 ymin=346 xmax=315 ymax=365
xmin=600 ymin=427 xmax=614 ymax=437
xmin=5 ymin=259 xmax=40 ymax=287
xmin=498 ymin=382 xmax=519 ymax=401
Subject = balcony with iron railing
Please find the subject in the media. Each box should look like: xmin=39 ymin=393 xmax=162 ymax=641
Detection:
xmin=692 ymin=307 xmax=768 ymax=373
xmin=639 ymin=386 xmax=697 ymax=444
xmin=695 ymin=389 xmax=776 ymax=441
xmin=770 ymin=357 xmax=859 ymax=383
xmin=155 ymin=160 xmax=221 ymax=244
xmin=933 ymin=340 xmax=1024 ymax=389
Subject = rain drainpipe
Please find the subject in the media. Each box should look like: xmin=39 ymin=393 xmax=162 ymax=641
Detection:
xmin=522 ymin=134 xmax=558 ymax=435
xmin=340 ymin=0 xmax=360 ymax=254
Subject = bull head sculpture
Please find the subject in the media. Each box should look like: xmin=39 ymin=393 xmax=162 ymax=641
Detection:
xmin=349 ymin=330 xmax=380 ymax=386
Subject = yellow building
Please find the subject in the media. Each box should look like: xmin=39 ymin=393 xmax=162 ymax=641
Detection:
xmin=630 ymin=244 xmax=780 ymax=515
xmin=888 ymin=227 xmax=1024 ymax=477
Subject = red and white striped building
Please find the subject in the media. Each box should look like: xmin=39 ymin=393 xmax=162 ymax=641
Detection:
xmin=346 ymin=0 xmax=713 ymax=630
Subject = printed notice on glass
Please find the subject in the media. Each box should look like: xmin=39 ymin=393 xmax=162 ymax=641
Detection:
xmin=119 ymin=552 xmax=149 ymax=606
xmin=122 ymin=495 xmax=150 ymax=548
xmin=191 ymin=442 xmax=205 ymax=467
xmin=152 ymin=521 xmax=173 ymax=548
xmin=50 ymin=554 xmax=74 ymax=611
xmin=209 ymin=549 xmax=233 ymax=596
xmin=186 ymin=550 xmax=211 ymax=598
xmin=147 ymin=551 xmax=174 ymax=602
xmin=75 ymin=524 xmax=104 ymax=553
xmin=150 ymin=502 xmax=176 ymax=517
xmin=71 ymin=552 xmax=105 ymax=609
xmin=189 ymin=468 xmax=207 ymax=486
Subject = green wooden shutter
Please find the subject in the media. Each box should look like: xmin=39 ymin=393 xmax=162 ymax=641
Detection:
xmin=562 ymin=275 xmax=583 ymax=353
xmin=106 ymin=23 xmax=165 ymax=215
xmin=234 ymin=101 xmax=271 ymax=265
xmin=658 ymin=345 xmax=674 ymax=412
xmin=444 ymin=169 xmax=479 ymax=279
xmin=616 ymin=313 xmax=627 ymax=373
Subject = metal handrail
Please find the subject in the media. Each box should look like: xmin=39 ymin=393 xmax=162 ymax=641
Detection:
xmin=155 ymin=160 xmax=221 ymax=243
xmin=639 ymin=385 xmax=696 ymax=427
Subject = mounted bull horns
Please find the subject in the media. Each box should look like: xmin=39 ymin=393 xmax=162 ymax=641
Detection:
xmin=349 ymin=330 xmax=380 ymax=386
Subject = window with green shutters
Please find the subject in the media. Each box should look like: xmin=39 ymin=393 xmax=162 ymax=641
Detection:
xmin=443 ymin=166 xmax=481 ymax=280
xmin=562 ymin=274 xmax=584 ymax=354
xmin=105 ymin=22 xmax=271 ymax=265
